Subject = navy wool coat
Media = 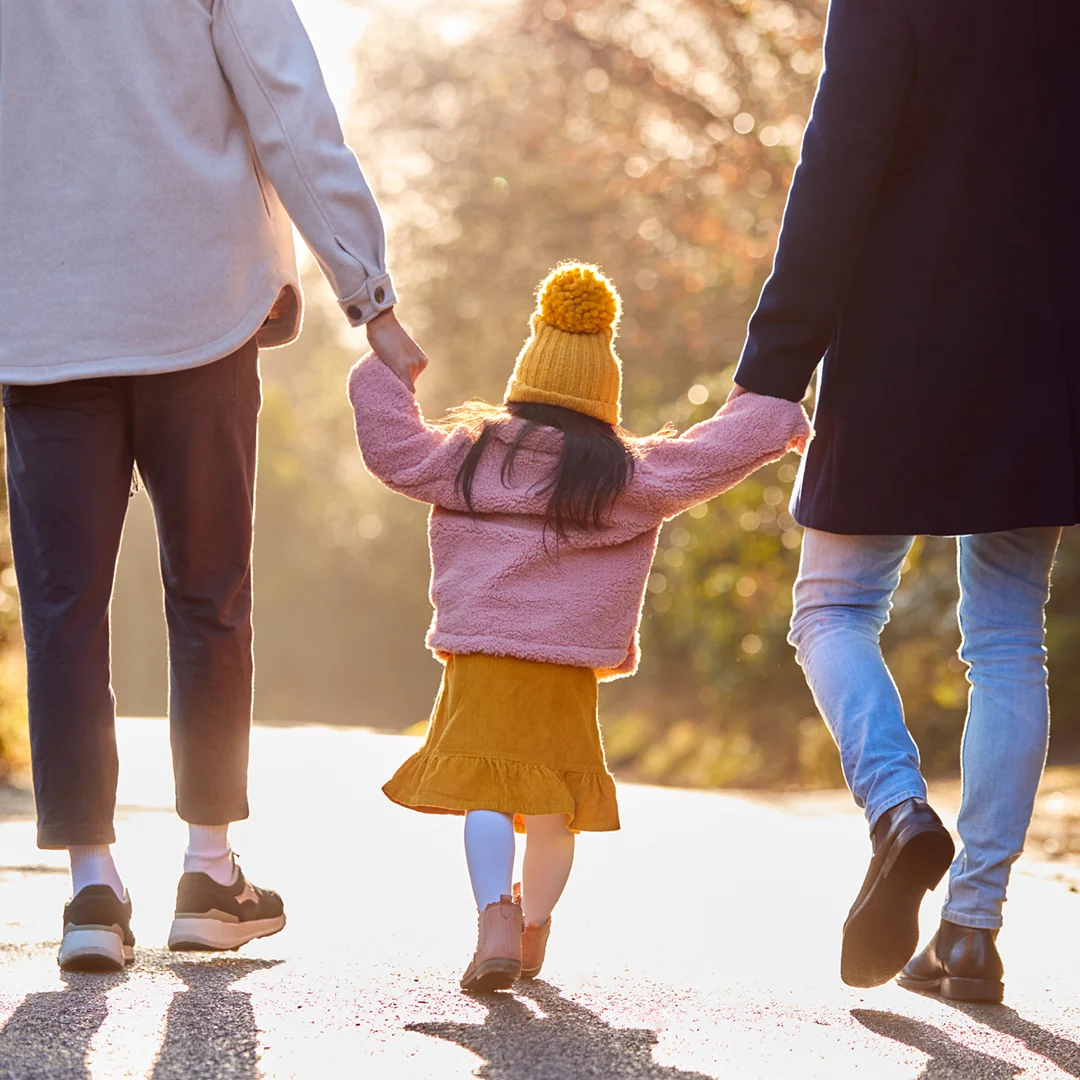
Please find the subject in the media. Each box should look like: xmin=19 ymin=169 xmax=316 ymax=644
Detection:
xmin=735 ymin=0 xmax=1080 ymax=536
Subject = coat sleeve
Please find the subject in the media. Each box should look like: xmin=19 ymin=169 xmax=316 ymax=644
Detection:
xmin=211 ymin=0 xmax=396 ymax=326
xmin=734 ymin=0 xmax=914 ymax=402
xmin=348 ymin=355 xmax=471 ymax=507
xmin=626 ymin=393 xmax=812 ymax=522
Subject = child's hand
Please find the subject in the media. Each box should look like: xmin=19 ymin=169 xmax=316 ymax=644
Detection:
xmin=728 ymin=382 xmax=812 ymax=455
xmin=788 ymin=429 xmax=811 ymax=455
xmin=366 ymin=309 xmax=429 ymax=390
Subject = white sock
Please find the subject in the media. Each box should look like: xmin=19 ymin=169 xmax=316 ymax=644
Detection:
xmin=464 ymin=810 xmax=515 ymax=911
xmin=521 ymin=814 xmax=575 ymax=925
xmin=68 ymin=845 xmax=125 ymax=901
xmin=184 ymin=824 xmax=237 ymax=886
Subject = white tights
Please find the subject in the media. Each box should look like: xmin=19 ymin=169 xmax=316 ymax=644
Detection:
xmin=464 ymin=810 xmax=575 ymax=926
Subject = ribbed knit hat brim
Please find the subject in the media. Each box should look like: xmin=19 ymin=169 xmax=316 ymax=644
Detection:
xmin=505 ymin=318 xmax=622 ymax=426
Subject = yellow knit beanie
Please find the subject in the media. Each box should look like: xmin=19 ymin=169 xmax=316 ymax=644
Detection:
xmin=505 ymin=263 xmax=623 ymax=426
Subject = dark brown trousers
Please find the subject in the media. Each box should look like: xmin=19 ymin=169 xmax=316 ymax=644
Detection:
xmin=3 ymin=340 xmax=260 ymax=848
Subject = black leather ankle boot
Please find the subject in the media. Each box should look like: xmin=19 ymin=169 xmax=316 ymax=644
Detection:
xmin=898 ymin=918 xmax=1004 ymax=1002
xmin=840 ymin=797 xmax=954 ymax=988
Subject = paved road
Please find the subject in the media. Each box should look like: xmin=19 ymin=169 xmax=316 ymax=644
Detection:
xmin=0 ymin=719 xmax=1078 ymax=1079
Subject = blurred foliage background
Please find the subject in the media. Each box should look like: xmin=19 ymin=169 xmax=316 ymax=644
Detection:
xmin=0 ymin=468 xmax=27 ymax=782
xmin=4 ymin=0 xmax=1080 ymax=788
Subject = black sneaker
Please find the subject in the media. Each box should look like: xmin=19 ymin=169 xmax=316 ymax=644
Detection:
xmin=59 ymin=885 xmax=136 ymax=972
xmin=168 ymin=863 xmax=285 ymax=952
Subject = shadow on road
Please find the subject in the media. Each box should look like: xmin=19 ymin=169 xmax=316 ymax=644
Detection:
xmin=0 ymin=970 xmax=125 ymax=1079
xmin=151 ymin=957 xmax=281 ymax=1080
xmin=408 ymin=979 xmax=717 ymax=1080
xmin=0 ymin=956 xmax=279 ymax=1080
xmin=940 ymin=1001 xmax=1080 ymax=1078
xmin=853 ymin=1008 xmax=1022 ymax=1080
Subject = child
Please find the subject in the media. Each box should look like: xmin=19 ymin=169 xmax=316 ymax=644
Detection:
xmin=349 ymin=264 xmax=810 ymax=991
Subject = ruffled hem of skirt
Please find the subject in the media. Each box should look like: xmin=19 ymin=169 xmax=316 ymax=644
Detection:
xmin=383 ymin=751 xmax=620 ymax=832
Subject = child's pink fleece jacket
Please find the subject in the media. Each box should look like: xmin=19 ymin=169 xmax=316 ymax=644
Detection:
xmin=349 ymin=355 xmax=811 ymax=680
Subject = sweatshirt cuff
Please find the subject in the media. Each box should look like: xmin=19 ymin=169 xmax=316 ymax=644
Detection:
xmin=341 ymin=273 xmax=398 ymax=327
xmin=348 ymin=350 xmax=416 ymax=407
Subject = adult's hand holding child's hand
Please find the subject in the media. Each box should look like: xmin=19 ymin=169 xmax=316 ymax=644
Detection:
xmin=367 ymin=309 xmax=428 ymax=390
xmin=726 ymin=382 xmax=812 ymax=456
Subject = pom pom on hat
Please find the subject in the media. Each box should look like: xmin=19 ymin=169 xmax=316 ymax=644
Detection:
xmin=538 ymin=264 xmax=620 ymax=335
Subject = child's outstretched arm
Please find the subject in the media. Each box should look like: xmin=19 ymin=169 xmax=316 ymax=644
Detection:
xmin=629 ymin=392 xmax=812 ymax=521
xmin=211 ymin=0 xmax=395 ymax=328
xmin=349 ymin=354 xmax=471 ymax=507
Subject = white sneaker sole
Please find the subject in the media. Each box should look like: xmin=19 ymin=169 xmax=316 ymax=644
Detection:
xmin=168 ymin=913 xmax=286 ymax=952
xmin=58 ymin=928 xmax=134 ymax=972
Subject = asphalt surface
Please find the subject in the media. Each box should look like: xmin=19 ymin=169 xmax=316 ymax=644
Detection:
xmin=0 ymin=719 xmax=1078 ymax=1079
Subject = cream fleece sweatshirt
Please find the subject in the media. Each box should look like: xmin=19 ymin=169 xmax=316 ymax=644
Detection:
xmin=0 ymin=0 xmax=396 ymax=383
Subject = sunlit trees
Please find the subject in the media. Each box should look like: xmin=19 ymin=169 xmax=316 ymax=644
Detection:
xmin=0 ymin=469 xmax=28 ymax=777
xmin=351 ymin=0 xmax=822 ymax=408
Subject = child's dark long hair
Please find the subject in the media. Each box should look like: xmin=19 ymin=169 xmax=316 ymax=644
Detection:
xmin=444 ymin=400 xmax=636 ymax=544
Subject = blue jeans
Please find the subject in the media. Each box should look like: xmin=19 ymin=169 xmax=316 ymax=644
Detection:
xmin=789 ymin=528 xmax=1060 ymax=930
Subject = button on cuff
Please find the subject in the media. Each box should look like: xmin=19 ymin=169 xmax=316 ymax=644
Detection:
xmin=340 ymin=276 xmax=397 ymax=326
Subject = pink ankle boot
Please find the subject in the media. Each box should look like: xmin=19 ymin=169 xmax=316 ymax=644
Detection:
xmin=521 ymin=918 xmax=551 ymax=979
xmin=512 ymin=882 xmax=551 ymax=979
xmin=460 ymin=895 xmax=523 ymax=992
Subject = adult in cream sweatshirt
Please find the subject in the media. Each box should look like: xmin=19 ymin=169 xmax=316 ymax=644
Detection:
xmin=0 ymin=0 xmax=427 ymax=968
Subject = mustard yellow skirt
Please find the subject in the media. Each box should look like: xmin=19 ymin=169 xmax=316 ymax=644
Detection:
xmin=383 ymin=653 xmax=620 ymax=832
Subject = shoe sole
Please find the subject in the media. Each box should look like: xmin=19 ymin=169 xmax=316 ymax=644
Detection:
xmin=520 ymin=965 xmax=543 ymax=980
xmin=168 ymin=914 xmax=286 ymax=952
xmin=460 ymin=957 xmax=521 ymax=993
xmin=841 ymin=826 xmax=955 ymax=988
xmin=59 ymin=928 xmax=134 ymax=973
xmin=897 ymin=973 xmax=1005 ymax=1003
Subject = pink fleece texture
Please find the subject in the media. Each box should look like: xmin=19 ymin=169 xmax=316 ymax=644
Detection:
xmin=349 ymin=355 xmax=811 ymax=680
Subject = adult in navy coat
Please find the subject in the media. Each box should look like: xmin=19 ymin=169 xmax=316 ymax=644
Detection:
xmin=732 ymin=0 xmax=1080 ymax=999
